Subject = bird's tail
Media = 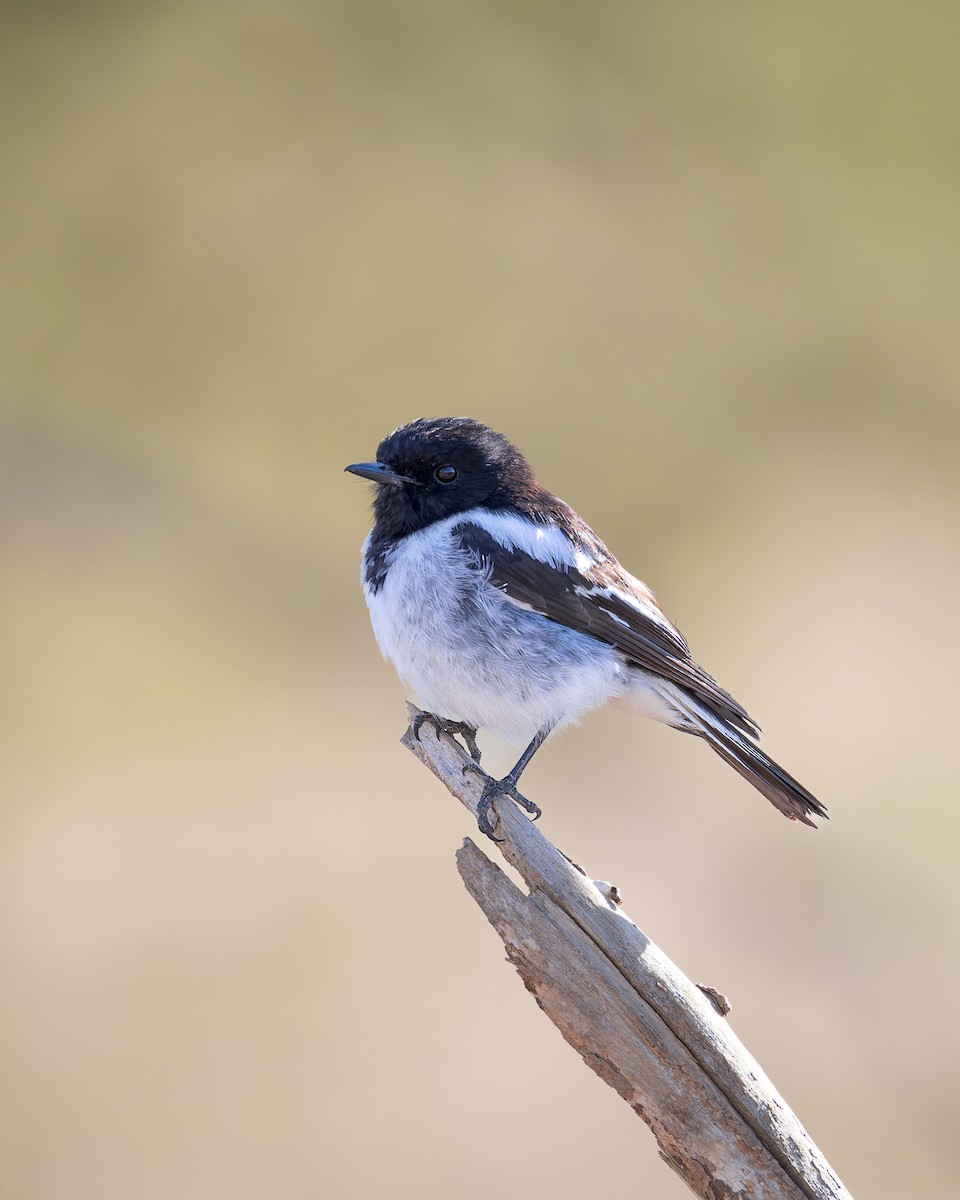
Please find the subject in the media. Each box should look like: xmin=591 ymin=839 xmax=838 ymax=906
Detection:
xmin=699 ymin=718 xmax=827 ymax=826
xmin=664 ymin=685 xmax=827 ymax=827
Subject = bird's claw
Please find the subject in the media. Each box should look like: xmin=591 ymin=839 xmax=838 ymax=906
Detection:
xmin=412 ymin=712 xmax=482 ymax=763
xmin=507 ymin=788 xmax=541 ymax=820
xmin=475 ymin=789 xmax=504 ymax=842
xmin=463 ymin=764 xmax=542 ymax=841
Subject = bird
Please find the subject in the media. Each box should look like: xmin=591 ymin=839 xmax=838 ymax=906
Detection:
xmin=345 ymin=416 xmax=826 ymax=839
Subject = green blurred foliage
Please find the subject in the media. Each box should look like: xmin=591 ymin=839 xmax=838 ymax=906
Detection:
xmin=1 ymin=4 xmax=958 ymax=1198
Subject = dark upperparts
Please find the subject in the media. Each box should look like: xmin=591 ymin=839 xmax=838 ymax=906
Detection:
xmin=451 ymin=521 xmax=759 ymax=739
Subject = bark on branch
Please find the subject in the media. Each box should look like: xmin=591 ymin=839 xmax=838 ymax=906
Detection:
xmin=401 ymin=705 xmax=852 ymax=1200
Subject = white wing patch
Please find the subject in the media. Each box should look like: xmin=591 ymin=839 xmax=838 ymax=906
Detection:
xmin=454 ymin=507 xmax=594 ymax=572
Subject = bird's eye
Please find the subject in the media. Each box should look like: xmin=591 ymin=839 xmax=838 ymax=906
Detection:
xmin=434 ymin=464 xmax=458 ymax=484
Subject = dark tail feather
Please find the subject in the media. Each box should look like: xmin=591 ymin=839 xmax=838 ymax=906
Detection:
xmin=700 ymin=720 xmax=827 ymax=827
xmin=658 ymin=681 xmax=827 ymax=826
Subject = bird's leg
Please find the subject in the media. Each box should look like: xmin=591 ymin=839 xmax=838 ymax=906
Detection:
xmin=411 ymin=712 xmax=482 ymax=763
xmin=463 ymin=725 xmax=553 ymax=841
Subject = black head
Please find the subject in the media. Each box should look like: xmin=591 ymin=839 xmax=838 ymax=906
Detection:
xmin=345 ymin=417 xmax=539 ymax=540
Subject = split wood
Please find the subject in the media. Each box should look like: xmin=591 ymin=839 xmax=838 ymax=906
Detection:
xmin=401 ymin=705 xmax=852 ymax=1200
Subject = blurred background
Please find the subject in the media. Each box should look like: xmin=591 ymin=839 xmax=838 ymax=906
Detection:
xmin=1 ymin=3 xmax=958 ymax=1197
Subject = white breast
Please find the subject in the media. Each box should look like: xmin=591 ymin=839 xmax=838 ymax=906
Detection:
xmin=361 ymin=511 xmax=628 ymax=745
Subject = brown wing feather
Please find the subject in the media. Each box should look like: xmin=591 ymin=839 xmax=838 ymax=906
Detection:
xmin=455 ymin=522 xmax=758 ymax=738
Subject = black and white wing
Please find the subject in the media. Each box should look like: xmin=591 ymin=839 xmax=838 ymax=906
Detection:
xmin=453 ymin=514 xmax=827 ymax=826
xmin=453 ymin=517 xmax=758 ymax=737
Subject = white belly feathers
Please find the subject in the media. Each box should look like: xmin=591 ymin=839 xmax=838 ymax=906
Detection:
xmin=361 ymin=512 xmax=628 ymax=745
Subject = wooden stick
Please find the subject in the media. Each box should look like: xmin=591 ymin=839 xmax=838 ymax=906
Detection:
xmin=401 ymin=705 xmax=852 ymax=1200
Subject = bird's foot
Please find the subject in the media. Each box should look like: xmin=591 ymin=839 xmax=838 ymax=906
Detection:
xmin=411 ymin=712 xmax=482 ymax=763
xmin=461 ymin=762 xmax=542 ymax=841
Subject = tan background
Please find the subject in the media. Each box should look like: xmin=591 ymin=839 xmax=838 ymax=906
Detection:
xmin=2 ymin=4 xmax=959 ymax=1198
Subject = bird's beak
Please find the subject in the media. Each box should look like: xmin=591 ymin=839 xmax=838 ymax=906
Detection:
xmin=344 ymin=461 xmax=417 ymax=486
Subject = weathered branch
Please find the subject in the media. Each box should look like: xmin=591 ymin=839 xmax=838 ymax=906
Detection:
xmin=401 ymin=705 xmax=852 ymax=1200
